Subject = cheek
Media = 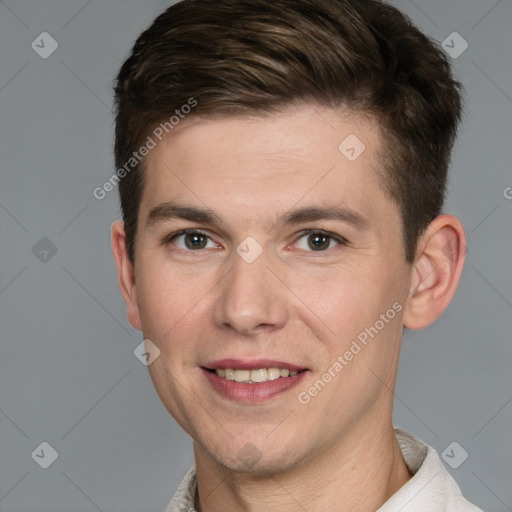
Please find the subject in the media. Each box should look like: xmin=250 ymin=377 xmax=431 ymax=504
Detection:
xmin=300 ymin=261 xmax=406 ymax=355
xmin=135 ymin=259 xmax=205 ymax=340
xmin=291 ymin=264 xmax=378 ymax=331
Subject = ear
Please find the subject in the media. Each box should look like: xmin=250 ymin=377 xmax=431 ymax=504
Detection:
xmin=403 ymin=214 xmax=466 ymax=330
xmin=111 ymin=220 xmax=142 ymax=331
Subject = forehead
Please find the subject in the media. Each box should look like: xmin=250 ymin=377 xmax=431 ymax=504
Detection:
xmin=139 ymin=103 xmax=393 ymax=229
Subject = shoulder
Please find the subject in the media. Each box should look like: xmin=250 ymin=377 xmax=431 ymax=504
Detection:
xmin=377 ymin=428 xmax=484 ymax=512
xmin=166 ymin=466 xmax=197 ymax=512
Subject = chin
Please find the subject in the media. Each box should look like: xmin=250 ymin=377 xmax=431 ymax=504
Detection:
xmin=203 ymin=436 xmax=308 ymax=476
xmin=220 ymin=454 xmax=296 ymax=476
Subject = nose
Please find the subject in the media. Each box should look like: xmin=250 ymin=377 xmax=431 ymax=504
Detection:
xmin=213 ymin=249 xmax=289 ymax=336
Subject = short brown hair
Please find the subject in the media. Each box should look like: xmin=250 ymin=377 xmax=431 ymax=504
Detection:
xmin=114 ymin=0 xmax=462 ymax=263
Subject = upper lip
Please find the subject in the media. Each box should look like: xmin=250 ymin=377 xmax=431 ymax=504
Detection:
xmin=203 ymin=359 xmax=307 ymax=371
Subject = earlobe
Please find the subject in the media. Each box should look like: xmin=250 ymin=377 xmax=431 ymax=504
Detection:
xmin=403 ymin=215 xmax=466 ymax=330
xmin=111 ymin=220 xmax=142 ymax=331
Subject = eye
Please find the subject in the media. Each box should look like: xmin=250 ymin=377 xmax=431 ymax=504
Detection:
xmin=167 ymin=230 xmax=220 ymax=251
xmin=294 ymin=230 xmax=347 ymax=252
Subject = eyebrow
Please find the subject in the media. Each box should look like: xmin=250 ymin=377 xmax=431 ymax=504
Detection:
xmin=279 ymin=206 xmax=369 ymax=230
xmin=145 ymin=202 xmax=369 ymax=231
xmin=146 ymin=203 xmax=223 ymax=227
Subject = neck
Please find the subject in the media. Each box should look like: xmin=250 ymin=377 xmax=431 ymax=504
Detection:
xmin=193 ymin=422 xmax=411 ymax=512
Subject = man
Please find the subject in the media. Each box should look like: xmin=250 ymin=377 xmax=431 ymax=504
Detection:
xmin=111 ymin=0 xmax=483 ymax=510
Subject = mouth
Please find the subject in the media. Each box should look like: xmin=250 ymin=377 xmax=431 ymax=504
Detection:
xmin=206 ymin=367 xmax=302 ymax=383
xmin=201 ymin=359 xmax=309 ymax=402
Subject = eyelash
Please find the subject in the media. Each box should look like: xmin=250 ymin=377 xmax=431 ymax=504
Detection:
xmin=164 ymin=229 xmax=349 ymax=253
xmin=293 ymin=230 xmax=349 ymax=252
xmin=164 ymin=229 xmax=220 ymax=252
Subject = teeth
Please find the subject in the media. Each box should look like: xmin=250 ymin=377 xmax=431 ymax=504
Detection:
xmin=250 ymin=368 xmax=268 ymax=383
xmin=267 ymin=368 xmax=281 ymax=380
xmin=214 ymin=367 xmax=301 ymax=383
xmin=234 ymin=370 xmax=250 ymax=383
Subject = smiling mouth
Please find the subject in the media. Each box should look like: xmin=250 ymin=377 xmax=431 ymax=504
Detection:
xmin=205 ymin=367 xmax=304 ymax=383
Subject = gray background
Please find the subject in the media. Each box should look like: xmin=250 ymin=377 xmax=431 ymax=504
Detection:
xmin=0 ymin=0 xmax=510 ymax=511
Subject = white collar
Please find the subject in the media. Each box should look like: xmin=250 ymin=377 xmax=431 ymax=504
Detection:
xmin=167 ymin=428 xmax=482 ymax=511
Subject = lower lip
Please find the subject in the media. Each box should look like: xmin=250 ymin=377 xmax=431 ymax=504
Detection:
xmin=202 ymin=368 xmax=308 ymax=403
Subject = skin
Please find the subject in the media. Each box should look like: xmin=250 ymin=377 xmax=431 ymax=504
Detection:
xmin=112 ymin=103 xmax=466 ymax=512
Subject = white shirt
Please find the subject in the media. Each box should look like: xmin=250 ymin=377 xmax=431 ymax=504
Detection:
xmin=166 ymin=428 xmax=483 ymax=511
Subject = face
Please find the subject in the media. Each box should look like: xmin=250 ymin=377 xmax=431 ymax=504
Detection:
xmin=123 ymin=104 xmax=414 ymax=473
